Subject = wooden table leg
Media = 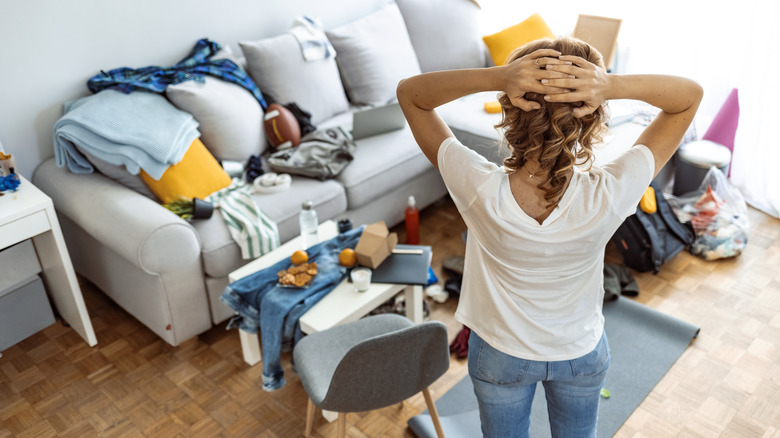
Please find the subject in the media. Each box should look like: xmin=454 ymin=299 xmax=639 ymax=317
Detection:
xmin=239 ymin=329 xmax=262 ymax=366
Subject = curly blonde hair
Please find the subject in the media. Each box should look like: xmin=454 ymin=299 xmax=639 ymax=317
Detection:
xmin=498 ymin=37 xmax=609 ymax=207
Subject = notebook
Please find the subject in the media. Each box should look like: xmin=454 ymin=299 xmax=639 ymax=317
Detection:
xmin=349 ymin=102 xmax=406 ymax=140
xmin=351 ymin=244 xmax=432 ymax=285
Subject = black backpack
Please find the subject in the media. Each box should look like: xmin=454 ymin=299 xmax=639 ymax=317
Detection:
xmin=611 ymin=184 xmax=694 ymax=274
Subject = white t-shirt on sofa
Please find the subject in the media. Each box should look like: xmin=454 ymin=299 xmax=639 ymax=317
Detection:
xmin=438 ymin=137 xmax=655 ymax=361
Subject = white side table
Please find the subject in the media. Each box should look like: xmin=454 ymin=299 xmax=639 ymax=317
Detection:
xmin=0 ymin=175 xmax=97 ymax=346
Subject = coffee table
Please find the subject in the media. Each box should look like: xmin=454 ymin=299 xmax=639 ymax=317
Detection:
xmin=227 ymin=220 xmax=425 ymax=367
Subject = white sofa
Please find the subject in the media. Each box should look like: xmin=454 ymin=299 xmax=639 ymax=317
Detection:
xmin=32 ymin=0 xmax=501 ymax=346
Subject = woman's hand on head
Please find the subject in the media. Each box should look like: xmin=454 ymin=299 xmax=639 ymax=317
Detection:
xmin=541 ymin=55 xmax=612 ymax=118
xmin=500 ymin=49 xmax=574 ymax=111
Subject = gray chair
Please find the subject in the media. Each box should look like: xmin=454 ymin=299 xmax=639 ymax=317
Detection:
xmin=293 ymin=313 xmax=449 ymax=438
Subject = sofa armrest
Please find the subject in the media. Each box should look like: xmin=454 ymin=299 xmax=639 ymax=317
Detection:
xmin=32 ymin=158 xmax=201 ymax=274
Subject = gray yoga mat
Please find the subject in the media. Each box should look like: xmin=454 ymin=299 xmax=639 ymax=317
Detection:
xmin=409 ymin=297 xmax=700 ymax=438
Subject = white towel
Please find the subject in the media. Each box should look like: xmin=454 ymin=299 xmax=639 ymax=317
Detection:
xmin=207 ymin=179 xmax=280 ymax=259
xmin=290 ymin=16 xmax=336 ymax=62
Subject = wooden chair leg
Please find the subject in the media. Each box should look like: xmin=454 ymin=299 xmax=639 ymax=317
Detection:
xmin=305 ymin=398 xmax=315 ymax=438
xmin=337 ymin=412 xmax=347 ymax=438
xmin=423 ymin=387 xmax=446 ymax=438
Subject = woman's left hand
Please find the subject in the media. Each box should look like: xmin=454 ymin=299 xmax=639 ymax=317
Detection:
xmin=499 ymin=49 xmax=573 ymax=111
xmin=541 ymin=55 xmax=612 ymax=118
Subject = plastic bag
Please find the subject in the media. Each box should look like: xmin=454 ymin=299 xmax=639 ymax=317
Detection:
xmin=667 ymin=167 xmax=749 ymax=261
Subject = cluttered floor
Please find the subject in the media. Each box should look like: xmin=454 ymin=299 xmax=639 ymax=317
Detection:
xmin=1 ymin=196 xmax=778 ymax=437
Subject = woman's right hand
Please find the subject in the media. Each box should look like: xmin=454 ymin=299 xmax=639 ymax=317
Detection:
xmin=541 ymin=55 xmax=612 ymax=118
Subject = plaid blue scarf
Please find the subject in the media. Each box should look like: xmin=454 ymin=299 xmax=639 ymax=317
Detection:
xmin=87 ymin=38 xmax=268 ymax=110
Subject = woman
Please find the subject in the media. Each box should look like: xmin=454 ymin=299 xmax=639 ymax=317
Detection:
xmin=396 ymin=37 xmax=702 ymax=438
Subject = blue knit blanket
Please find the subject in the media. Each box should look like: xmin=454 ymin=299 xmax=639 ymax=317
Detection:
xmin=53 ymin=89 xmax=199 ymax=179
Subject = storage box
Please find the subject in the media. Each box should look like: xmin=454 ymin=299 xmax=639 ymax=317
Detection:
xmin=0 ymin=275 xmax=55 ymax=351
xmin=0 ymin=240 xmax=41 ymax=294
xmin=355 ymin=221 xmax=398 ymax=268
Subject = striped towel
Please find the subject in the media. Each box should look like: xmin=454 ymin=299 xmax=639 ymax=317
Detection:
xmin=290 ymin=16 xmax=335 ymax=61
xmin=207 ymin=179 xmax=280 ymax=259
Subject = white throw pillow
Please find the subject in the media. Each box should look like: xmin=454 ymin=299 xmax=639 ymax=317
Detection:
xmin=325 ymin=2 xmax=421 ymax=106
xmin=239 ymin=34 xmax=350 ymax=125
xmin=167 ymin=77 xmax=267 ymax=161
xmin=166 ymin=49 xmax=267 ymax=161
xmin=395 ymin=0 xmax=487 ymax=73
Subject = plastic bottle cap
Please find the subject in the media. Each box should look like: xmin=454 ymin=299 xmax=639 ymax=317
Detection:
xmin=302 ymin=201 xmax=313 ymax=210
xmin=408 ymin=196 xmax=416 ymax=208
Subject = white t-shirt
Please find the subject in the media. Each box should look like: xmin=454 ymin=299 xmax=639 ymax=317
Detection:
xmin=438 ymin=137 xmax=655 ymax=361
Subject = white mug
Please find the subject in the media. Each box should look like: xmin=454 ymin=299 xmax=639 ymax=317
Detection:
xmin=350 ymin=267 xmax=372 ymax=292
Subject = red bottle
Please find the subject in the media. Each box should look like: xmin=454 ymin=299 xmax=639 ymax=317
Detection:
xmin=405 ymin=195 xmax=419 ymax=245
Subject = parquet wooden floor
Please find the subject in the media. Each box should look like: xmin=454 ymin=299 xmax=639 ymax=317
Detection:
xmin=1 ymin=196 xmax=778 ymax=437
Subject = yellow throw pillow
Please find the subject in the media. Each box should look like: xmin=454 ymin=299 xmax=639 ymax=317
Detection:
xmin=482 ymin=13 xmax=555 ymax=66
xmin=141 ymin=138 xmax=231 ymax=204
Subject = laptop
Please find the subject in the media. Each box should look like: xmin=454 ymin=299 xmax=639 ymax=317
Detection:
xmin=348 ymin=102 xmax=406 ymax=140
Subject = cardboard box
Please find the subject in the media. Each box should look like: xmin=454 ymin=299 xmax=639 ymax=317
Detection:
xmin=355 ymin=221 xmax=398 ymax=268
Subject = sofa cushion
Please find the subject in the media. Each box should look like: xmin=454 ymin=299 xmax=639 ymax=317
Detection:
xmin=195 ymin=176 xmax=347 ymax=278
xmin=395 ymin=0 xmax=486 ymax=72
xmin=437 ymin=91 xmax=508 ymax=165
xmin=325 ymin=2 xmax=421 ymax=106
xmin=140 ymin=138 xmax=232 ymax=204
xmin=240 ymin=34 xmax=349 ymax=125
xmin=77 ymin=147 xmax=159 ymax=200
xmin=166 ymin=76 xmax=266 ymax=161
xmin=482 ymin=13 xmax=555 ymax=66
xmin=316 ymin=112 xmax=432 ymax=210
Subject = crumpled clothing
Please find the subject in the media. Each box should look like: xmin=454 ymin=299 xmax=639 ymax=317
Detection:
xmin=221 ymin=226 xmax=364 ymax=391
xmin=268 ymin=127 xmax=355 ymax=180
xmin=603 ymin=263 xmax=639 ymax=302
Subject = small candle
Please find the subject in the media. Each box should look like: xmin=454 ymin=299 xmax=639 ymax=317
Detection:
xmin=350 ymin=268 xmax=372 ymax=292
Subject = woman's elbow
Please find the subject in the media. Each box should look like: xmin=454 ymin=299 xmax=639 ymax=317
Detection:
xmin=690 ymin=80 xmax=704 ymax=106
xmin=396 ymin=78 xmax=411 ymax=102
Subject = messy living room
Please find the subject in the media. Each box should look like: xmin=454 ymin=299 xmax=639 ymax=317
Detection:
xmin=1 ymin=0 xmax=778 ymax=436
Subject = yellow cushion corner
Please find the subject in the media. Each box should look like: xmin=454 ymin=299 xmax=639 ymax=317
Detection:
xmin=484 ymin=100 xmax=502 ymax=114
xmin=482 ymin=13 xmax=555 ymax=66
xmin=141 ymin=138 xmax=231 ymax=204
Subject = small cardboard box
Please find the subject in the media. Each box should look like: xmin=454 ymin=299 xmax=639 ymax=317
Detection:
xmin=355 ymin=221 xmax=398 ymax=268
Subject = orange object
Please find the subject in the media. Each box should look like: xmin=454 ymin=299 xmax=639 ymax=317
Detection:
xmin=639 ymin=187 xmax=657 ymax=214
xmin=291 ymin=250 xmax=309 ymax=265
xmin=339 ymin=248 xmax=357 ymax=267
xmin=484 ymin=101 xmax=502 ymax=114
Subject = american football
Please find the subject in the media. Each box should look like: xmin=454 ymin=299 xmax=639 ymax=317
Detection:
xmin=264 ymin=103 xmax=301 ymax=149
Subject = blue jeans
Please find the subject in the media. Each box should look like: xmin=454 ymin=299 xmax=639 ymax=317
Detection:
xmin=221 ymin=226 xmax=364 ymax=391
xmin=468 ymin=330 xmax=610 ymax=438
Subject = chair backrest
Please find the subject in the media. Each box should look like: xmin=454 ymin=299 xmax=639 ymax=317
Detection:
xmin=321 ymin=319 xmax=449 ymax=413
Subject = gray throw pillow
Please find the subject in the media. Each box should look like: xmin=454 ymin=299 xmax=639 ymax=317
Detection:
xmin=325 ymin=2 xmax=421 ymax=106
xmin=166 ymin=49 xmax=267 ymax=161
xmin=77 ymin=147 xmax=158 ymax=200
xmin=395 ymin=0 xmax=487 ymax=73
xmin=240 ymin=34 xmax=350 ymax=125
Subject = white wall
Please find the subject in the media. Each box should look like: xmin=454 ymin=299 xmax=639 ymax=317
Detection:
xmin=0 ymin=0 xmax=386 ymax=178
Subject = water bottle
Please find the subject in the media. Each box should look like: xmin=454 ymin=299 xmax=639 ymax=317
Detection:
xmin=405 ymin=195 xmax=419 ymax=245
xmin=299 ymin=200 xmax=319 ymax=249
